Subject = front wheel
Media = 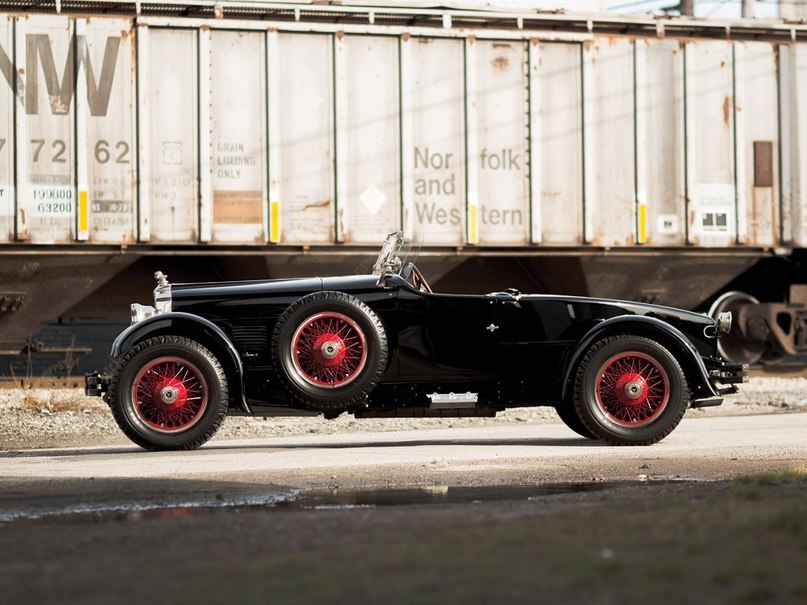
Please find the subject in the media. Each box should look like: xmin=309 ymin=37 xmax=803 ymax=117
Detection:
xmin=572 ymin=334 xmax=689 ymax=446
xmin=107 ymin=335 xmax=229 ymax=451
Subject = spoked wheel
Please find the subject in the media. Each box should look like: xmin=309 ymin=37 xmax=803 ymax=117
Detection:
xmin=595 ymin=352 xmax=669 ymax=428
xmin=273 ymin=291 xmax=388 ymax=412
xmin=131 ymin=357 xmax=208 ymax=433
xmin=573 ymin=334 xmax=689 ymax=445
xmin=108 ymin=336 xmax=229 ymax=450
xmin=291 ymin=312 xmax=368 ymax=388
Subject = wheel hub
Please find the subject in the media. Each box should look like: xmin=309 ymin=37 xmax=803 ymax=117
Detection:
xmin=615 ymin=373 xmax=647 ymax=406
xmin=159 ymin=385 xmax=180 ymax=405
xmin=312 ymin=334 xmax=347 ymax=367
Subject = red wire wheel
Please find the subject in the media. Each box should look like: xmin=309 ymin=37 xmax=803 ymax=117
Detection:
xmin=130 ymin=356 xmax=208 ymax=433
xmin=594 ymin=352 xmax=670 ymax=427
xmin=291 ymin=312 xmax=368 ymax=388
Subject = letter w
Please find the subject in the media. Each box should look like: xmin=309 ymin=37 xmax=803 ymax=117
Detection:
xmin=25 ymin=33 xmax=119 ymax=116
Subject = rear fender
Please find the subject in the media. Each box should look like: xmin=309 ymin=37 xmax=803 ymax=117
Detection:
xmin=111 ymin=312 xmax=249 ymax=413
xmin=560 ymin=316 xmax=719 ymax=402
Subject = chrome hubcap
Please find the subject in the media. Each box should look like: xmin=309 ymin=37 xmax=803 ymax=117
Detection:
xmin=321 ymin=341 xmax=340 ymax=360
xmin=160 ymin=386 xmax=179 ymax=405
xmin=625 ymin=381 xmax=643 ymax=399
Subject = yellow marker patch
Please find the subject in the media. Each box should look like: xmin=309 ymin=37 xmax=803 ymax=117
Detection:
xmin=638 ymin=203 xmax=647 ymax=244
xmin=78 ymin=191 xmax=88 ymax=233
xmin=270 ymin=200 xmax=280 ymax=242
xmin=468 ymin=205 xmax=478 ymax=245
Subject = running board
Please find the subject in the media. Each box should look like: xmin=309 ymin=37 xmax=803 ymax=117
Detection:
xmin=355 ymin=407 xmax=497 ymax=419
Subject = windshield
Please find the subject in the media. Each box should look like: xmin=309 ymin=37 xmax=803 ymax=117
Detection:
xmin=372 ymin=231 xmax=405 ymax=277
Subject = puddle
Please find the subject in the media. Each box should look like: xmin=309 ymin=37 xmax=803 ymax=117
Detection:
xmin=1 ymin=480 xmax=682 ymax=527
xmin=284 ymin=482 xmax=611 ymax=510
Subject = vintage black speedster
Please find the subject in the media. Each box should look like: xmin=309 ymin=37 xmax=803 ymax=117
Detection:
xmin=86 ymin=232 xmax=746 ymax=450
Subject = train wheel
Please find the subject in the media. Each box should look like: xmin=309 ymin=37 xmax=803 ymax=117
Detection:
xmin=708 ymin=291 xmax=766 ymax=365
xmin=272 ymin=291 xmax=388 ymax=412
xmin=108 ymin=336 xmax=229 ymax=451
xmin=572 ymin=334 xmax=689 ymax=446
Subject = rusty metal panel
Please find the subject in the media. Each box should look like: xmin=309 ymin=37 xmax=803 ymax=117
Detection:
xmin=735 ymin=42 xmax=778 ymax=247
xmin=537 ymin=42 xmax=582 ymax=245
xmin=84 ymin=18 xmax=136 ymax=244
xmin=0 ymin=16 xmax=12 ymax=241
xmin=146 ymin=28 xmax=198 ymax=242
xmin=339 ymin=35 xmax=400 ymax=244
xmin=474 ymin=39 xmax=529 ymax=245
xmin=209 ymin=30 xmax=266 ymax=243
xmin=17 ymin=15 xmax=75 ymax=243
xmin=277 ymin=33 xmax=333 ymax=244
xmin=636 ymin=39 xmax=685 ymax=247
xmin=685 ymin=41 xmax=736 ymax=246
xmin=583 ymin=38 xmax=635 ymax=247
xmin=409 ymin=37 xmax=465 ymax=245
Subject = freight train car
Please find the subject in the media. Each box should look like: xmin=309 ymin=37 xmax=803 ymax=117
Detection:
xmin=0 ymin=0 xmax=805 ymax=373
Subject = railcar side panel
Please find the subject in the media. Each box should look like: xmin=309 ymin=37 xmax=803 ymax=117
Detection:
xmin=735 ymin=42 xmax=779 ymax=247
xmin=635 ymin=39 xmax=686 ymax=247
xmin=583 ymin=38 xmax=635 ymax=247
xmin=277 ymin=33 xmax=334 ymax=244
xmin=209 ymin=30 xmax=267 ymax=244
xmin=17 ymin=15 xmax=75 ymax=243
xmin=535 ymin=42 xmax=583 ymax=245
xmin=685 ymin=41 xmax=736 ymax=247
xmin=85 ymin=18 xmax=136 ymax=244
xmin=409 ymin=37 xmax=466 ymax=244
xmin=474 ymin=39 xmax=530 ymax=245
xmin=781 ymin=44 xmax=807 ymax=247
xmin=0 ymin=16 xmax=12 ymax=241
xmin=143 ymin=28 xmax=198 ymax=242
xmin=339 ymin=35 xmax=401 ymax=243
xmin=0 ymin=9 xmax=804 ymax=251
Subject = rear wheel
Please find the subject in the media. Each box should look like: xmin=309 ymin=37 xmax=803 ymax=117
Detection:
xmin=108 ymin=336 xmax=229 ymax=451
xmin=572 ymin=334 xmax=689 ymax=445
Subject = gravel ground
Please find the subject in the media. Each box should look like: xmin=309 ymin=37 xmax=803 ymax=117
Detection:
xmin=0 ymin=376 xmax=804 ymax=451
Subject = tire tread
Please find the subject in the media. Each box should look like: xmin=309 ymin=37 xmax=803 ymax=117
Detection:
xmin=107 ymin=335 xmax=229 ymax=451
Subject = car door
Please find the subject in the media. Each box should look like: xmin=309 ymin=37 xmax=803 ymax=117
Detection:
xmin=394 ymin=287 xmax=505 ymax=379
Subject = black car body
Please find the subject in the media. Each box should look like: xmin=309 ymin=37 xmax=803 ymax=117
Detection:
xmin=86 ymin=232 xmax=746 ymax=450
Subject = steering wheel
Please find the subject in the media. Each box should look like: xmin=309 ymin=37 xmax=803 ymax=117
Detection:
xmin=404 ymin=262 xmax=432 ymax=293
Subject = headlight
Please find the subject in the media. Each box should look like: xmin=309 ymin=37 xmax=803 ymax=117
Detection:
xmin=131 ymin=303 xmax=156 ymax=325
xmin=717 ymin=312 xmax=732 ymax=334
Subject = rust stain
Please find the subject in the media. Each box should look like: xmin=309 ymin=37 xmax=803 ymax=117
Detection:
xmin=491 ymin=56 xmax=510 ymax=71
xmin=301 ymin=200 xmax=330 ymax=212
xmin=531 ymin=38 xmax=540 ymax=46
xmin=722 ymin=95 xmax=731 ymax=126
xmin=335 ymin=30 xmax=345 ymax=40
xmin=401 ymin=33 xmax=410 ymax=41
xmin=492 ymin=42 xmax=511 ymax=49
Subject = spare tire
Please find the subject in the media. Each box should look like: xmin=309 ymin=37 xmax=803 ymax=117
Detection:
xmin=272 ymin=291 xmax=388 ymax=412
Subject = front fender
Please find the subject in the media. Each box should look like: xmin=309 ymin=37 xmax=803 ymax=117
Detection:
xmin=560 ymin=315 xmax=719 ymax=402
xmin=111 ymin=312 xmax=249 ymax=413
